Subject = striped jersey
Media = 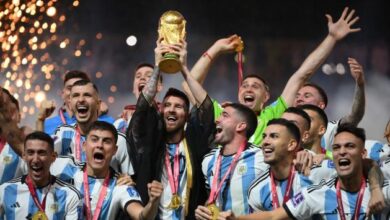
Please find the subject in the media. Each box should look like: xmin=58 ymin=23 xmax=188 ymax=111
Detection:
xmin=309 ymin=159 xmax=337 ymax=184
xmin=202 ymin=145 xmax=268 ymax=215
xmin=248 ymin=168 xmax=313 ymax=212
xmin=0 ymin=142 xmax=25 ymax=184
xmin=380 ymin=158 xmax=390 ymax=180
xmin=0 ymin=175 xmax=82 ymax=220
xmin=159 ymin=142 xmax=188 ymax=220
xmin=284 ymin=177 xmax=390 ymax=220
xmin=365 ymin=140 xmax=389 ymax=164
xmin=322 ymin=120 xmax=339 ymax=153
xmin=53 ymin=124 xmax=133 ymax=175
xmin=65 ymin=166 xmax=142 ymax=220
xmin=113 ymin=118 xmax=130 ymax=134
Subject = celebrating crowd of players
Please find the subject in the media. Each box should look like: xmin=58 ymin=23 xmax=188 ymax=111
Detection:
xmin=1 ymin=6 xmax=390 ymax=220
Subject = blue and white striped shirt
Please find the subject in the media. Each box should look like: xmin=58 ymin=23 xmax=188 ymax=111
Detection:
xmin=202 ymin=145 xmax=268 ymax=215
xmin=0 ymin=175 xmax=82 ymax=220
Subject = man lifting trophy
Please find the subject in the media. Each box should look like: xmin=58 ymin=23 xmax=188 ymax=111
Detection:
xmin=158 ymin=10 xmax=186 ymax=73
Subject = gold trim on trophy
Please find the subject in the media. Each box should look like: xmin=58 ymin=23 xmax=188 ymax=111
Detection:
xmin=158 ymin=10 xmax=186 ymax=74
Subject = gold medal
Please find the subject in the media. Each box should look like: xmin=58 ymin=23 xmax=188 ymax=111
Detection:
xmin=168 ymin=194 xmax=181 ymax=209
xmin=32 ymin=211 xmax=48 ymax=220
xmin=207 ymin=203 xmax=219 ymax=220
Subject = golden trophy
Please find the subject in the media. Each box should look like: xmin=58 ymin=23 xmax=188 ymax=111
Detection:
xmin=158 ymin=10 xmax=186 ymax=73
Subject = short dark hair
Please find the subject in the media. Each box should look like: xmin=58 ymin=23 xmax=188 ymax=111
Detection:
xmin=267 ymin=118 xmax=301 ymax=144
xmin=302 ymin=83 xmax=328 ymax=108
xmin=71 ymin=79 xmax=99 ymax=94
xmin=135 ymin=63 xmax=163 ymax=83
xmin=224 ymin=103 xmax=258 ymax=139
xmin=86 ymin=121 xmax=118 ymax=143
xmin=299 ymin=104 xmax=328 ymax=128
xmin=163 ymin=88 xmax=190 ymax=113
xmin=284 ymin=107 xmax=311 ymax=130
xmin=335 ymin=123 xmax=366 ymax=143
xmin=1 ymin=88 xmax=19 ymax=111
xmin=243 ymin=74 xmax=270 ymax=92
xmin=24 ymin=131 xmax=54 ymax=150
xmin=64 ymin=70 xmax=90 ymax=85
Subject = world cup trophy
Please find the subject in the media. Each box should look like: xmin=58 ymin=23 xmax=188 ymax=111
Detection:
xmin=157 ymin=10 xmax=186 ymax=73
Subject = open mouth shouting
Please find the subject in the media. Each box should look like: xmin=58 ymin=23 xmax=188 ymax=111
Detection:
xmin=93 ymin=151 xmax=105 ymax=164
xmin=338 ymin=158 xmax=351 ymax=170
xmin=138 ymin=83 xmax=146 ymax=92
xmin=76 ymin=104 xmax=89 ymax=118
xmin=30 ymin=164 xmax=44 ymax=177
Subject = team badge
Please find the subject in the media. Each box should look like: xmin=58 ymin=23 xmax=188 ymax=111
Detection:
xmin=2 ymin=155 xmax=12 ymax=164
xmin=237 ymin=164 xmax=247 ymax=175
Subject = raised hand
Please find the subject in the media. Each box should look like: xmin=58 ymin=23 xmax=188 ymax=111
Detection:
xmin=348 ymin=57 xmax=365 ymax=86
xmin=37 ymin=100 xmax=56 ymax=121
xmin=212 ymin=35 xmax=241 ymax=54
xmin=155 ymin=37 xmax=172 ymax=66
xmin=147 ymin=180 xmax=163 ymax=203
xmin=326 ymin=7 xmax=361 ymax=41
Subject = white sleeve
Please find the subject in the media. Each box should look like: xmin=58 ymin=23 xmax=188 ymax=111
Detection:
xmin=114 ymin=134 xmax=134 ymax=175
xmin=52 ymin=128 xmax=64 ymax=155
xmin=117 ymin=186 xmax=142 ymax=209
xmin=284 ymin=186 xmax=323 ymax=219
xmin=247 ymin=180 xmax=263 ymax=212
xmin=309 ymin=160 xmax=337 ymax=184
xmin=65 ymin=191 xmax=83 ymax=220
xmin=0 ymin=185 xmax=4 ymax=219
xmin=381 ymin=159 xmax=390 ymax=180
xmin=322 ymin=120 xmax=339 ymax=151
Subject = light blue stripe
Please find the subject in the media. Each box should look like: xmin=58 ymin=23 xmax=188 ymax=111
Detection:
xmin=62 ymin=130 xmax=75 ymax=155
xmin=53 ymin=188 xmax=67 ymax=219
xmin=0 ymin=147 xmax=19 ymax=184
xmin=240 ymin=151 xmax=256 ymax=214
xmin=369 ymin=142 xmax=383 ymax=164
xmin=4 ymin=184 xmax=18 ymax=220
xmin=324 ymin=189 xmax=337 ymax=220
xmin=260 ymin=182 xmax=272 ymax=211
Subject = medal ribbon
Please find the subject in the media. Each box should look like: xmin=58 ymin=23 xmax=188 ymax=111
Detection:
xmin=59 ymin=108 xmax=66 ymax=124
xmin=270 ymin=166 xmax=296 ymax=208
xmin=165 ymin=144 xmax=181 ymax=196
xmin=83 ymin=168 xmax=110 ymax=220
xmin=207 ymin=141 xmax=246 ymax=205
xmin=26 ymin=176 xmax=52 ymax=212
xmin=74 ymin=126 xmax=82 ymax=161
xmin=237 ymin=51 xmax=243 ymax=91
xmin=0 ymin=137 xmax=6 ymax=154
xmin=336 ymin=176 xmax=365 ymax=220
xmin=183 ymin=139 xmax=193 ymax=215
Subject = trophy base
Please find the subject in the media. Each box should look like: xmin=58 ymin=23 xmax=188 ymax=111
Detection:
xmin=159 ymin=54 xmax=181 ymax=74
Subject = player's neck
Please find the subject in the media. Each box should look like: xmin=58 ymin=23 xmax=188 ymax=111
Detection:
xmin=222 ymin=136 xmax=246 ymax=156
xmin=310 ymin=139 xmax=323 ymax=154
xmin=64 ymin=104 xmax=73 ymax=117
xmin=339 ymin=172 xmax=363 ymax=192
xmin=86 ymin=165 xmax=110 ymax=179
xmin=271 ymin=158 xmax=293 ymax=180
xmin=77 ymin=120 xmax=95 ymax=136
xmin=166 ymin=130 xmax=184 ymax=144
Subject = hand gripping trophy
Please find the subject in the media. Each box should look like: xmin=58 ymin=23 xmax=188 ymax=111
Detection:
xmin=157 ymin=10 xmax=186 ymax=73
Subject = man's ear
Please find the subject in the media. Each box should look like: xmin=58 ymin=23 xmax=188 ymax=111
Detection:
xmin=236 ymin=122 xmax=247 ymax=134
xmin=318 ymin=125 xmax=326 ymax=136
xmin=287 ymin=139 xmax=299 ymax=152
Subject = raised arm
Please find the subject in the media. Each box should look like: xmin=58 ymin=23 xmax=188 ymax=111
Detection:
xmin=142 ymin=38 xmax=169 ymax=104
xmin=36 ymin=100 xmax=56 ymax=131
xmin=339 ymin=57 xmax=365 ymax=125
xmin=219 ymin=208 xmax=291 ymax=220
xmin=282 ymin=7 xmax=361 ymax=106
xmin=127 ymin=181 xmax=163 ymax=220
xmin=171 ymin=40 xmax=208 ymax=105
xmin=182 ymin=35 xmax=241 ymax=105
